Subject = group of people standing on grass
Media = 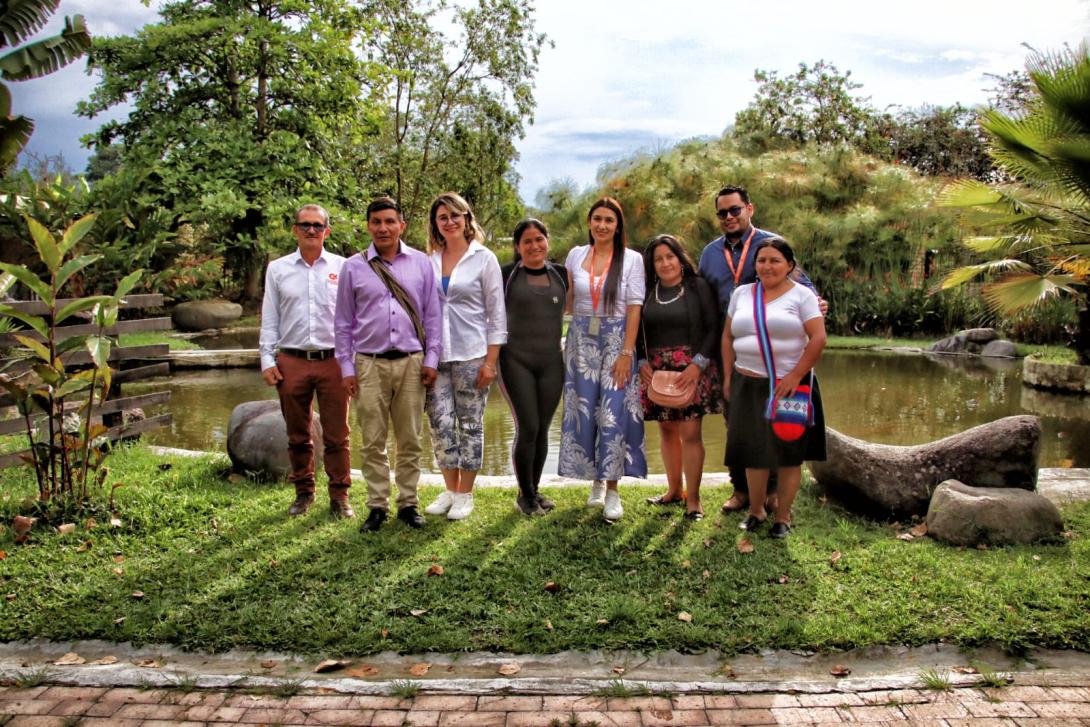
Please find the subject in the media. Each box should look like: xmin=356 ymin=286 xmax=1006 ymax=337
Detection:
xmin=258 ymin=185 xmax=828 ymax=539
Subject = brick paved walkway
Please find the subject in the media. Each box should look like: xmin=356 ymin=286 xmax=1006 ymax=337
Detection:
xmin=3 ymin=683 xmax=1090 ymax=726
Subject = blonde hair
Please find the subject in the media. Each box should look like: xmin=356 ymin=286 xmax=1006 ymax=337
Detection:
xmin=428 ymin=192 xmax=485 ymax=252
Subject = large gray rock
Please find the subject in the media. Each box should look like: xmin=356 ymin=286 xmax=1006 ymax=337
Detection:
xmin=810 ymin=415 xmax=1040 ymax=519
xmin=227 ymin=400 xmax=322 ymax=479
xmin=172 ymin=299 xmax=243 ymax=332
xmin=981 ymin=340 xmax=1019 ymax=358
xmin=963 ymin=328 xmax=1000 ymax=344
xmin=926 ymin=479 xmax=1064 ymax=547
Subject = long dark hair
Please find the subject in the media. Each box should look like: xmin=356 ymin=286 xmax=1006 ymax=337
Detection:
xmin=643 ymin=234 xmax=697 ymax=288
xmin=512 ymin=218 xmax=549 ymax=263
xmin=586 ymin=197 xmax=626 ymax=313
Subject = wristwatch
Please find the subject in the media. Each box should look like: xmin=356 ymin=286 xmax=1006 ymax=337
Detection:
xmin=692 ymin=353 xmax=710 ymax=370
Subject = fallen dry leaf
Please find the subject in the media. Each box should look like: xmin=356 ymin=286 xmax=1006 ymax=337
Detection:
xmin=409 ymin=608 xmax=427 ymax=617
xmin=1032 ymin=554 xmax=1041 ymax=561
xmin=1063 ymin=530 xmax=1076 ymax=539
xmin=976 ymin=543 xmax=989 ymax=550
xmin=612 ymin=666 xmax=625 ymax=675
xmin=110 ymin=567 xmax=123 ymax=576
xmin=53 ymin=652 xmax=86 ymax=665
xmin=543 ymin=581 xmax=559 ymax=593
xmin=829 ymin=550 xmax=842 ymax=565
xmin=677 ymin=611 xmax=693 ymax=623
xmin=718 ymin=665 xmax=737 ymax=678
xmin=951 ymin=666 xmax=978 ymax=674
xmin=736 ymin=538 xmax=754 ymax=554
xmin=830 ymin=664 xmax=851 ymax=677
xmin=778 ymin=575 xmax=790 ymax=584
xmin=0 ymin=551 xmax=6 ymax=560
xmin=595 ymin=618 xmax=610 ymax=625
xmin=380 ymin=628 xmax=389 ymax=639
xmin=702 ymin=569 xmax=711 ymax=580
xmin=896 ymin=533 xmax=914 ymax=541
xmin=260 ymin=660 xmax=277 ymax=669
xmin=427 ymin=564 xmax=444 ymax=577
xmin=315 ymin=659 xmax=349 ymax=673
xmin=910 ymin=522 xmax=928 ymax=537
xmin=4 ymin=593 xmax=14 ymax=601
xmin=76 ymin=540 xmax=92 ymax=553
xmin=408 ymin=662 xmax=431 ymax=676
xmin=703 ymin=538 xmax=712 ymax=548
xmin=89 ymin=656 xmax=118 ymax=666
xmin=680 ymin=559 xmax=691 ymax=569
xmin=113 ymin=616 xmax=126 ymax=625
xmin=85 ymin=518 xmax=97 ymax=530
xmin=544 ymin=620 xmax=553 ymax=631
xmin=112 ymin=555 xmax=125 ymax=563
xmin=227 ymin=473 xmax=246 ymax=484
xmin=651 ymin=709 xmax=673 ymax=720
xmin=109 ymin=517 xmax=122 ymax=528
xmin=133 ymin=659 xmax=161 ymax=668
xmin=131 ymin=591 xmax=145 ymax=599
xmin=496 ymin=662 xmax=521 ymax=676
xmin=13 ymin=516 xmax=35 ymax=535
xmin=14 ymin=534 xmax=29 ymax=545
xmin=57 ymin=523 xmax=76 ymax=535
xmin=345 ymin=664 xmax=379 ymax=678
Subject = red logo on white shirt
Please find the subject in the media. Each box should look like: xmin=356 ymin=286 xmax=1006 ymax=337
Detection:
xmin=328 ymin=273 xmax=338 ymax=283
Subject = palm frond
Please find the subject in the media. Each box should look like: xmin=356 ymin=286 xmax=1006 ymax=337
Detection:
xmin=941 ymin=259 xmax=1032 ymax=290
xmin=0 ymin=14 xmax=90 ymax=82
xmin=0 ymin=0 xmax=60 ymax=49
xmin=982 ymin=272 xmax=1079 ymax=313
xmin=0 ymin=113 xmax=33 ymax=168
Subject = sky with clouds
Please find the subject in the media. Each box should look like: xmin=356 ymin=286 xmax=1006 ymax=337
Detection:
xmin=17 ymin=0 xmax=1090 ymax=203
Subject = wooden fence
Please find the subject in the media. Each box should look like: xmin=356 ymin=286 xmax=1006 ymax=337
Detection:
xmin=0 ymin=294 xmax=173 ymax=468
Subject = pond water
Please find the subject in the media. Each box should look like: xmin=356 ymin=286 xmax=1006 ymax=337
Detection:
xmin=128 ymin=350 xmax=1090 ymax=474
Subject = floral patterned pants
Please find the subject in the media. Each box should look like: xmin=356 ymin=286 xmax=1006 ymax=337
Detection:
xmin=426 ymin=356 xmax=490 ymax=471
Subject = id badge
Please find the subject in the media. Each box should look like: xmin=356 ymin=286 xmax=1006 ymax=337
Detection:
xmin=587 ymin=317 xmax=600 ymax=336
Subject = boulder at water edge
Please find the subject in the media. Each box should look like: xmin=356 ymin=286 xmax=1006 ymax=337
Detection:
xmin=809 ymin=415 xmax=1040 ymax=519
xmin=927 ymin=327 xmax=1018 ymax=357
xmin=172 ymin=299 xmax=243 ymax=332
xmin=926 ymin=480 xmax=1063 ymax=547
xmin=227 ymin=400 xmax=322 ymax=479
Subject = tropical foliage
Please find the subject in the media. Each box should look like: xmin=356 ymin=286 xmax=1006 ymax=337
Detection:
xmin=0 ymin=0 xmax=91 ymax=172
xmin=941 ymin=45 xmax=1090 ymax=363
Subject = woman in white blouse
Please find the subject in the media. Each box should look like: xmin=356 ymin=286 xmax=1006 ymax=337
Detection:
xmin=422 ymin=192 xmax=507 ymax=521
xmin=558 ymin=196 xmax=647 ymax=522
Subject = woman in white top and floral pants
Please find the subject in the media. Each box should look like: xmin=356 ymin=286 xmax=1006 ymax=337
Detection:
xmin=422 ymin=192 xmax=507 ymax=521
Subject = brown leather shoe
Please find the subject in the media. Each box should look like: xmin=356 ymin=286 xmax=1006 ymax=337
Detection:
xmin=288 ymin=493 xmax=315 ymax=516
xmin=330 ymin=498 xmax=355 ymax=519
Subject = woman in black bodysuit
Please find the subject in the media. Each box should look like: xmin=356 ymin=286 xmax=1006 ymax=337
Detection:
xmin=499 ymin=219 xmax=569 ymax=515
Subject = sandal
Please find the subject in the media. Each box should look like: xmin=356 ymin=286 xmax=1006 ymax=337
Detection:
xmin=646 ymin=494 xmax=684 ymax=506
xmin=739 ymin=514 xmax=767 ymax=532
xmin=684 ymin=510 xmax=704 ymax=521
xmin=721 ymin=495 xmax=749 ymax=513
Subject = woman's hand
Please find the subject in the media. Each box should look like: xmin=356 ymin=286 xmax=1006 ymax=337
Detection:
xmin=476 ymin=362 xmax=497 ymax=390
xmin=638 ymin=362 xmax=653 ymax=386
xmin=721 ymin=376 xmax=731 ymax=402
xmin=677 ymin=363 xmax=701 ymax=389
xmin=773 ymin=371 xmax=803 ymax=399
xmin=612 ymin=353 xmax=633 ymax=389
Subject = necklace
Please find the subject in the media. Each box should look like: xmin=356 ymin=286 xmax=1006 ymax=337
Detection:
xmin=655 ymin=281 xmax=685 ymax=305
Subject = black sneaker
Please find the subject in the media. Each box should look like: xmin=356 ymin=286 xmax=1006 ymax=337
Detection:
xmin=360 ymin=508 xmax=387 ymax=533
xmin=535 ymin=493 xmax=556 ymax=512
xmin=396 ymin=506 xmax=426 ymax=529
xmin=770 ymin=522 xmax=791 ymax=539
xmin=516 ymin=494 xmax=545 ymax=516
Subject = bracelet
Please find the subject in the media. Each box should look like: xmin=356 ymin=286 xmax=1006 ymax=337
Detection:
xmin=691 ymin=353 xmax=710 ymax=371
xmin=620 ymin=349 xmax=635 ymax=357
xmin=481 ymin=362 xmax=496 ymax=372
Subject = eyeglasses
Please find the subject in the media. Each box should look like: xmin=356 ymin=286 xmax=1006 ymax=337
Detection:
xmin=436 ymin=212 xmax=464 ymax=225
xmin=715 ymin=206 xmax=746 ymax=219
xmin=295 ymin=222 xmax=327 ymax=232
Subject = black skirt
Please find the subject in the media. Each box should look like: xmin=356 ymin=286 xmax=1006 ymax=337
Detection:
xmin=725 ymin=370 xmax=827 ymax=469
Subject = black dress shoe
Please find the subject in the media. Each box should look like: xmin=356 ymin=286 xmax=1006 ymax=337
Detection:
xmin=396 ymin=506 xmax=426 ymax=529
xmin=288 ymin=493 xmax=315 ymax=517
xmin=360 ymin=508 xmax=387 ymax=532
xmin=770 ymin=521 xmax=791 ymax=539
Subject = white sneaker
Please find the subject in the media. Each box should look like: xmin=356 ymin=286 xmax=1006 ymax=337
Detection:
xmin=603 ymin=489 xmax=623 ymax=522
xmin=587 ymin=480 xmax=606 ymax=507
xmin=447 ymin=492 xmax=474 ymax=520
xmin=424 ymin=489 xmax=455 ymax=516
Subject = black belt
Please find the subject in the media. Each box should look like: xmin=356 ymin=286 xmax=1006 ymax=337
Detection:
xmin=279 ymin=348 xmax=335 ymax=361
xmin=370 ymin=350 xmax=411 ymax=360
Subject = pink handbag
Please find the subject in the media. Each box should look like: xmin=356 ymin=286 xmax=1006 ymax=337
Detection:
xmin=648 ymin=370 xmax=696 ymax=408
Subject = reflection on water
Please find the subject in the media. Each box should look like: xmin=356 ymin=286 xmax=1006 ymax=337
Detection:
xmin=129 ymin=351 xmax=1090 ymax=474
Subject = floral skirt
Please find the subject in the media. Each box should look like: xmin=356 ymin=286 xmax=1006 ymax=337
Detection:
xmin=640 ymin=345 xmax=723 ymax=422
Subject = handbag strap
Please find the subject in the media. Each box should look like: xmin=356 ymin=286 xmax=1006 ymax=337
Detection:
xmin=752 ymin=283 xmax=812 ymax=422
xmin=368 ymin=256 xmax=426 ymax=350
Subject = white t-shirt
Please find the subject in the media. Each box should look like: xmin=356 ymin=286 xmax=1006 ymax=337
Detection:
xmin=565 ymin=245 xmax=645 ymax=318
xmin=728 ymin=282 xmax=822 ymax=379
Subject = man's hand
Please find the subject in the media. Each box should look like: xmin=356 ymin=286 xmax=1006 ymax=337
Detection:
xmin=421 ymin=366 xmax=438 ymax=387
xmin=261 ymin=366 xmax=283 ymax=386
xmin=343 ymin=376 xmax=358 ymax=398
xmin=818 ymin=296 xmax=829 ymax=316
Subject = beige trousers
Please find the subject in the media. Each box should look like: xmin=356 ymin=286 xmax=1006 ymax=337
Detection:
xmin=354 ymin=353 xmax=425 ymax=511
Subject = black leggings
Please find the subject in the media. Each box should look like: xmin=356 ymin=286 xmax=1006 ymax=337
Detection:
xmin=499 ymin=349 xmax=564 ymax=498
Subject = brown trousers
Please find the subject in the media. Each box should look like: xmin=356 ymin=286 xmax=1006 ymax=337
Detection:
xmin=276 ymin=353 xmax=351 ymax=498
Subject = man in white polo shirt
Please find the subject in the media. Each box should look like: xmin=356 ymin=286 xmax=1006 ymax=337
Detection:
xmin=259 ymin=204 xmax=353 ymax=518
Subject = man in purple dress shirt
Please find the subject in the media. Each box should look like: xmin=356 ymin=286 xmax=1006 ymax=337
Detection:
xmin=335 ymin=197 xmax=442 ymax=532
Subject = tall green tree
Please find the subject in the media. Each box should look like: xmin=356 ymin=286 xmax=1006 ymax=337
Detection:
xmin=78 ymin=0 xmax=382 ymax=302
xmin=0 ymin=0 xmax=91 ymax=173
xmin=366 ymin=0 xmax=548 ymax=239
xmin=941 ymin=45 xmax=1090 ymax=363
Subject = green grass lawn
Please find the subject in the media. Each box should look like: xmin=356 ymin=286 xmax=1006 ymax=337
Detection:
xmin=1 ymin=445 xmax=1088 ymax=657
xmin=118 ymin=331 xmax=201 ymax=350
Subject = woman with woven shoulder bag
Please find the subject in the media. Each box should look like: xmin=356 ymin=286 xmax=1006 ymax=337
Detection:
xmin=722 ymin=237 xmax=827 ymax=539
xmin=636 ymin=235 xmax=722 ymax=521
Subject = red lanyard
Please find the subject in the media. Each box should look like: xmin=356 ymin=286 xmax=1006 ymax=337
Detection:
xmin=723 ymin=227 xmax=756 ymax=286
xmin=588 ymin=247 xmax=613 ymax=314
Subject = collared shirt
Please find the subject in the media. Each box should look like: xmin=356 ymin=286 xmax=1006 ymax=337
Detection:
xmin=259 ymin=248 xmax=346 ymax=371
xmin=334 ymin=240 xmax=442 ymax=377
xmin=565 ymin=245 xmax=646 ymax=318
xmin=698 ymin=225 xmax=818 ymax=317
xmin=430 ymin=240 xmax=507 ymax=363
